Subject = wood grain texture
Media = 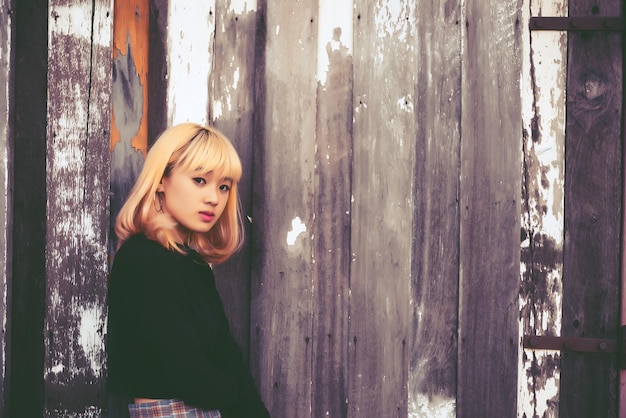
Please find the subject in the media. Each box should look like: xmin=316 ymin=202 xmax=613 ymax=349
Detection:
xmin=458 ymin=0 xmax=522 ymax=416
xmin=560 ymin=1 xmax=622 ymax=414
xmin=409 ymin=0 xmax=461 ymax=415
xmin=250 ymin=0 xmax=317 ymax=416
xmin=518 ymin=1 xmax=567 ymax=415
xmin=211 ymin=0 xmax=259 ymax=364
xmin=312 ymin=5 xmax=353 ymax=417
xmin=44 ymin=0 xmax=113 ymax=415
xmin=349 ymin=1 xmax=417 ymax=416
xmin=0 ymin=0 xmax=12 ymax=415
xmin=110 ymin=0 xmax=149 ymax=254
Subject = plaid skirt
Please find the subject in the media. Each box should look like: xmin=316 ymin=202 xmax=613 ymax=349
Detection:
xmin=128 ymin=399 xmax=221 ymax=418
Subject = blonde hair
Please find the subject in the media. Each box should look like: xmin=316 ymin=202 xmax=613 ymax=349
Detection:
xmin=115 ymin=122 xmax=243 ymax=264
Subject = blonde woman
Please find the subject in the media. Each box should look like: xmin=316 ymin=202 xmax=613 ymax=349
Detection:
xmin=106 ymin=123 xmax=270 ymax=418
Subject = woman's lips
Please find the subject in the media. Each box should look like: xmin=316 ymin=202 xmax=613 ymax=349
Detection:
xmin=199 ymin=211 xmax=214 ymax=222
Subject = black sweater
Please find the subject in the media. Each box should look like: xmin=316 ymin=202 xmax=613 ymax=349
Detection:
xmin=106 ymin=234 xmax=270 ymax=418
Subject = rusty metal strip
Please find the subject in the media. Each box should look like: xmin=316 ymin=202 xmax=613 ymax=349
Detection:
xmin=523 ymin=335 xmax=617 ymax=353
xmin=530 ymin=17 xmax=624 ymax=31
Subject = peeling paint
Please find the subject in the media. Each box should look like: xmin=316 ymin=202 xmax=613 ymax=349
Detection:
xmin=409 ymin=394 xmax=455 ymax=418
xmin=286 ymin=216 xmax=307 ymax=246
xmin=518 ymin=0 xmax=567 ymax=416
xmin=227 ymin=0 xmax=256 ymax=14
xmin=398 ymin=95 xmax=414 ymax=113
xmin=316 ymin=0 xmax=352 ymax=85
xmin=166 ymin=1 xmax=216 ymax=125
xmin=78 ymin=304 xmax=104 ymax=376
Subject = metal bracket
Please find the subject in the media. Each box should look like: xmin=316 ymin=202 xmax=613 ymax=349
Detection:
xmin=530 ymin=17 xmax=624 ymax=31
xmin=523 ymin=334 xmax=617 ymax=354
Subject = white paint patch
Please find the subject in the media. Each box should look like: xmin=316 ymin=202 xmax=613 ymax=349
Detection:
xmin=409 ymin=394 xmax=455 ymax=417
xmin=78 ymin=304 xmax=104 ymax=376
xmin=49 ymin=5 xmax=91 ymax=38
xmin=213 ymin=101 xmax=223 ymax=120
xmin=166 ymin=1 xmax=216 ymax=125
xmin=374 ymin=0 xmax=417 ymax=49
xmin=275 ymin=25 xmax=280 ymax=36
xmin=317 ymin=0 xmax=353 ymax=85
xmin=517 ymin=0 xmax=566 ymax=416
xmin=286 ymin=217 xmax=307 ymax=246
xmin=233 ymin=67 xmax=240 ymax=89
xmin=228 ymin=0 xmax=256 ymax=14
xmin=398 ymin=95 xmax=414 ymax=113
xmin=51 ymin=363 xmax=65 ymax=374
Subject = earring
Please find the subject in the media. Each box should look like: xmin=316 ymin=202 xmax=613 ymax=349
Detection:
xmin=154 ymin=192 xmax=163 ymax=213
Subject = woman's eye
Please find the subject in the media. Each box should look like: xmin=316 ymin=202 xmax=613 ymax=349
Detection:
xmin=193 ymin=177 xmax=206 ymax=184
xmin=219 ymin=184 xmax=231 ymax=192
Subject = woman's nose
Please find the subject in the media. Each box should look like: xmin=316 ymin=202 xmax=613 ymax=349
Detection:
xmin=204 ymin=185 xmax=218 ymax=204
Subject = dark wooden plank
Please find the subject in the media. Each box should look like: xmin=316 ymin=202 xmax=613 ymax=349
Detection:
xmin=44 ymin=0 xmax=112 ymax=415
xmin=312 ymin=12 xmax=352 ymax=418
xmin=458 ymin=0 xmax=522 ymax=416
xmin=211 ymin=1 xmax=259 ymax=363
xmin=250 ymin=0 xmax=317 ymax=416
xmin=409 ymin=0 xmax=461 ymax=414
xmin=0 ymin=0 xmax=12 ymax=414
xmin=349 ymin=1 xmax=417 ymax=416
xmin=560 ymin=2 xmax=622 ymax=415
xmin=9 ymin=0 xmax=49 ymax=415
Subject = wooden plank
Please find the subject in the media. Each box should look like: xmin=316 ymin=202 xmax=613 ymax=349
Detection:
xmin=250 ymin=0 xmax=317 ymax=416
xmin=312 ymin=1 xmax=352 ymax=416
xmin=409 ymin=0 xmax=461 ymax=415
xmin=9 ymin=0 xmax=49 ymax=415
xmin=560 ymin=1 xmax=622 ymax=415
xmin=211 ymin=0 xmax=259 ymax=362
xmin=458 ymin=0 xmax=522 ymax=416
xmin=518 ymin=0 xmax=567 ymax=416
xmin=349 ymin=0 xmax=417 ymax=416
xmin=164 ymin=1 xmax=215 ymax=126
xmin=44 ymin=0 xmax=112 ymax=416
xmin=0 ymin=0 xmax=12 ymax=415
xmin=110 ymin=0 xmax=150 ymax=253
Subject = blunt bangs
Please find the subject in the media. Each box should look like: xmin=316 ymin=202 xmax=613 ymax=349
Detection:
xmin=172 ymin=129 xmax=242 ymax=182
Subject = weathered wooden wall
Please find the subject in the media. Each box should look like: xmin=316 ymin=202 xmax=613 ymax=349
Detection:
xmin=2 ymin=0 xmax=623 ymax=417
xmin=0 ymin=0 xmax=12 ymax=416
xmin=519 ymin=0 xmax=623 ymax=416
xmin=44 ymin=0 xmax=113 ymax=416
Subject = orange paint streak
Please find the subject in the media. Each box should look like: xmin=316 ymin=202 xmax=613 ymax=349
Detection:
xmin=111 ymin=0 xmax=149 ymax=156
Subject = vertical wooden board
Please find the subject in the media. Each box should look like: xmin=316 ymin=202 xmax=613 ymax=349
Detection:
xmin=560 ymin=4 xmax=622 ymax=416
xmin=110 ymin=0 xmax=150 ymax=253
xmin=349 ymin=0 xmax=416 ymax=416
xmin=45 ymin=0 xmax=113 ymax=415
xmin=10 ymin=0 xmax=48 ymax=415
xmin=518 ymin=33 xmax=566 ymax=418
xmin=44 ymin=0 xmax=112 ymax=416
xmin=211 ymin=0 xmax=259 ymax=361
xmin=409 ymin=0 xmax=461 ymax=416
xmin=0 ymin=0 xmax=12 ymax=415
xmin=458 ymin=0 xmax=522 ymax=416
xmin=147 ymin=0 xmax=168 ymax=146
xmin=312 ymin=1 xmax=352 ymax=416
xmin=250 ymin=0 xmax=317 ymax=416
xmin=165 ymin=1 xmax=215 ymax=126
xmin=518 ymin=2 xmax=567 ymax=417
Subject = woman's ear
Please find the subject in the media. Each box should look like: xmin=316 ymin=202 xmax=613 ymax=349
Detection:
xmin=156 ymin=182 xmax=164 ymax=192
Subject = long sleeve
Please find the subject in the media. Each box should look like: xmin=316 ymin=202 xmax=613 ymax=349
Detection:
xmin=106 ymin=235 xmax=270 ymax=418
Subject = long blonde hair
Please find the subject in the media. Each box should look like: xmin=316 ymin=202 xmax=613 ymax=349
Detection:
xmin=115 ymin=123 xmax=243 ymax=264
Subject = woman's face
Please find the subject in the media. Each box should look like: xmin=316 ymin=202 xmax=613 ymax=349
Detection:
xmin=157 ymin=165 xmax=231 ymax=241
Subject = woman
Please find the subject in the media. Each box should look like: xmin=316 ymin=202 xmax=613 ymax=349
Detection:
xmin=106 ymin=123 xmax=270 ymax=418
